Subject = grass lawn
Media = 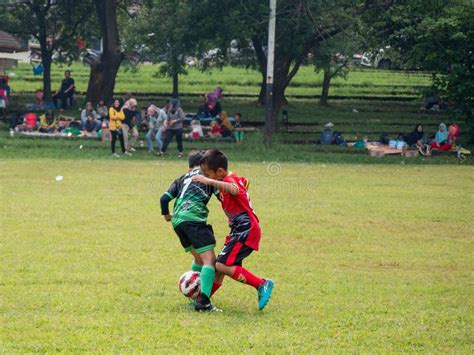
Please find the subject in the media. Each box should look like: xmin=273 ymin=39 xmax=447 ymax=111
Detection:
xmin=1 ymin=158 xmax=473 ymax=352
xmin=7 ymin=63 xmax=431 ymax=97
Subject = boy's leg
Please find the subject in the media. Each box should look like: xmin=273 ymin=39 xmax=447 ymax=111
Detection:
xmin=198 ymin=249 xmax=216 ymax=301
xmin=216 ymin=240 xmax=274 ymax=310
xmin=189 ymin=249 xmax=203 ymax=272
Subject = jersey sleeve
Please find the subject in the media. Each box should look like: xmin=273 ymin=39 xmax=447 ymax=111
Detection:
xmin=164 ymin=178 xmax=180 ymax=199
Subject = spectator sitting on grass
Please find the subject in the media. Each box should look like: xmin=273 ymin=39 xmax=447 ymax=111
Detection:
xmin=81 ymin=102 xmax=101 ymax=131
xmin=320 ymin=122 xmax=334 ymax=145
xmin=402 ymin=124 xmax=425 ymax=148
xmin=422 ymin=123 xmax=461 ymax=156
xmin=433 ymin=123 xmax=448 ymax=146
xmin=38 ymin=110 xmax=58 ymax=133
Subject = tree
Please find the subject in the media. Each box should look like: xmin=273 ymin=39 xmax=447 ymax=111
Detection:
xmin=0 ymin=0 xmax=94 ymax=100
xmin=365 ymin=0 xmax=474 ymax=139
xmin=217 ymin=0 xmax=394 ymax=145
xmin=122 ymin=0 xmax=227 ymax=98
xmin=313 ymin=32 xmax=363 ymax=106
xmin=85 ymin=0 xmax=124 ymax=105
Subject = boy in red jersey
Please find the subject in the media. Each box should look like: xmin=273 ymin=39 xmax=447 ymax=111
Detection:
xmin=191 ymin=149 xmax=274 ymax=310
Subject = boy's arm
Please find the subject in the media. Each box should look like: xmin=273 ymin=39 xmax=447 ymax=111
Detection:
xmin=192 ymin=175 xmax=238 ymax=195
xmin=160 ymin=193 xmax=173 ymax=221
xmin=160 ymin=179 xmax=179 ymax=221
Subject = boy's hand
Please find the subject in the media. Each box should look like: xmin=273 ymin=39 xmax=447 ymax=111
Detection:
xmin=164 ymin=214 xmax=172 ymax=222
xmin=191 ymin=175 xmax=210 ymax=185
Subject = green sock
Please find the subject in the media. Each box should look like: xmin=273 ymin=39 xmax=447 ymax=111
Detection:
xmin=200 ymin=265 xmax=215 ymax=298
xmin=192 ymin=261 xmax=203 ymax=272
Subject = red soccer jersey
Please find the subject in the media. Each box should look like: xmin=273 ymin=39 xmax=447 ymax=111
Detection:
xmin=218 ymin=173 xmax=261 ymax=250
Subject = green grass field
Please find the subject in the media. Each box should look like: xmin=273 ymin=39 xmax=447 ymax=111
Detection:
xmin=7 ymin=63 xmax=431 ymax=97
xmin=1 ymin=158 xmax=473 ymax=352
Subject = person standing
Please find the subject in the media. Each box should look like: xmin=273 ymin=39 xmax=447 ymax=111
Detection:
xmin=53 ymin=70 xmax=75 ymax=109
xmin=109 ymin=98 xmax=127 ymax=157
xmin=145 ymin=104 xmax=168 ymax=154
xmin=121 ymin=98 xmax=139 ymax=153
xmin=161 ymin=98 xmax=184 ymax=157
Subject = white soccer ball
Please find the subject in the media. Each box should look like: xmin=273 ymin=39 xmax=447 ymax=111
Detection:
xmin=178 ymin=271 xmax=201 ymax=299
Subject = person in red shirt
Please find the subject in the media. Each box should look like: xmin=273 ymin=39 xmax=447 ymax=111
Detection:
xmin=192 ymin=149 xmax=274 ymax=310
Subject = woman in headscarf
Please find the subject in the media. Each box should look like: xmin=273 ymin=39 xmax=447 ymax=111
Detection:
xmin=121 ymin=98 xmax=139 ymax=154
xmin=403 ymin=124 xmax=425 ymax=147
xmin=109 ymin=98 xmax=127 ymax=157
xmin=160 ymin=98 xmax=185 ymax=157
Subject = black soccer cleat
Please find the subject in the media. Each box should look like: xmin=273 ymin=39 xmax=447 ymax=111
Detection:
xmin=194 ymin=301 xmax=222 ymax=312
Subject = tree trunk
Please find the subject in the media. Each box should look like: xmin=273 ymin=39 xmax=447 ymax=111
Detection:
xmin=172 ymin=69 xmax=179 ymax=98
xmin=258 ymin=73 xmax=266 ymax=106
xmin=86 ymin=0 xmax=122 ymax=106
xmin=38 ymin=30 xmax=52 ymax=100
xmin=320 ymin=68 xmax=332 ymax=106
xmin=264 ymin=64 xmax=288 ymax=146
xmin=41 ymin=50 xmax=52 ymax=101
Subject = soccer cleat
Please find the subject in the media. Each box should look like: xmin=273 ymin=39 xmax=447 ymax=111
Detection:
xmin=257 ymin=279 xmax=274 ymax=310
xmin=112 ymin=153 xmax=121 ymax=158
xmin=194 ymin=301 xmax=221 ymax=312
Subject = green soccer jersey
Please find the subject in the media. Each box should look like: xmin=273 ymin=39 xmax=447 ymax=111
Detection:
xmin=164 ymin=168 xmax=215 ymax=228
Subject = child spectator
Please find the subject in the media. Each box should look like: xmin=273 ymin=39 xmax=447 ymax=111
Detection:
xmin=22 ymin=112 xmax=38 ymax=131
xmin=233 ymin=112 xmax=245 ymax=144
xmin=191 ymin=149 xmax=274 ymax=310
xmin=208 ymin=120 xmax=222 ymax=138
xmin=38 ymin=110 xmax=58 ymax=133
xmin=219 ymin=112 xmax=233 ymax=138
xmin=190 ymin=118 xmax=204 ymax=140
xmin=109 ymin=98 xmax=127 ymax=157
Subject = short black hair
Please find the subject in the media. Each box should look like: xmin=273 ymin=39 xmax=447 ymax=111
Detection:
xmin=235 ymin=112 xmax=242 ymax=117
xmin=200 ymin=149 xmax=228 ymax=171
xmin=188 ymin=150 xmax=206 ymax=168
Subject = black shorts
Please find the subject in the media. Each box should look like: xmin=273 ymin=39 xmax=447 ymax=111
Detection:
xmin=174 ymin=222 xmax=216 ymax=254
xmin=217 ymin=239 xmax=254 ymax=266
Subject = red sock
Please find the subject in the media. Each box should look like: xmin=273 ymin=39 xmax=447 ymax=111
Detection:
xmin=231 ymin=266 xmax=265 ymax=289
xmin=210 ymin=282 xmax=222 ymax=297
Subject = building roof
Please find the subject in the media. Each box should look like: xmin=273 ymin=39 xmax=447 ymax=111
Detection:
xmin=0 ymin=31 xmax=28 ymax=53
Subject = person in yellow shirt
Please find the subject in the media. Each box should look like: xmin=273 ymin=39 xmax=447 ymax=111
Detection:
xmin=38 ymin=110 xmax=58 ymax=133
xmin=108 ymin=98 xmax=127 ymax=157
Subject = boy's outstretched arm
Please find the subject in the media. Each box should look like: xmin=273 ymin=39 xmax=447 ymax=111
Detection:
xmin=192 ymin=175 xmax=238 ymax=195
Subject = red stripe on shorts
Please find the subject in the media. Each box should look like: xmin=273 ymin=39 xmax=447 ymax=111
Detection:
xmin=226 ymin=242 xmax=243 ymax=266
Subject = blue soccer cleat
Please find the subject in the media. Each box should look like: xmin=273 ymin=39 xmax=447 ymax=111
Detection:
xmin=257 ymin=279 xmax=274 ymax=310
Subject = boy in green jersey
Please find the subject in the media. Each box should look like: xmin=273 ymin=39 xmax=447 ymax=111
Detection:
xmin=160 ymin=150 xmax=218 ymax=312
